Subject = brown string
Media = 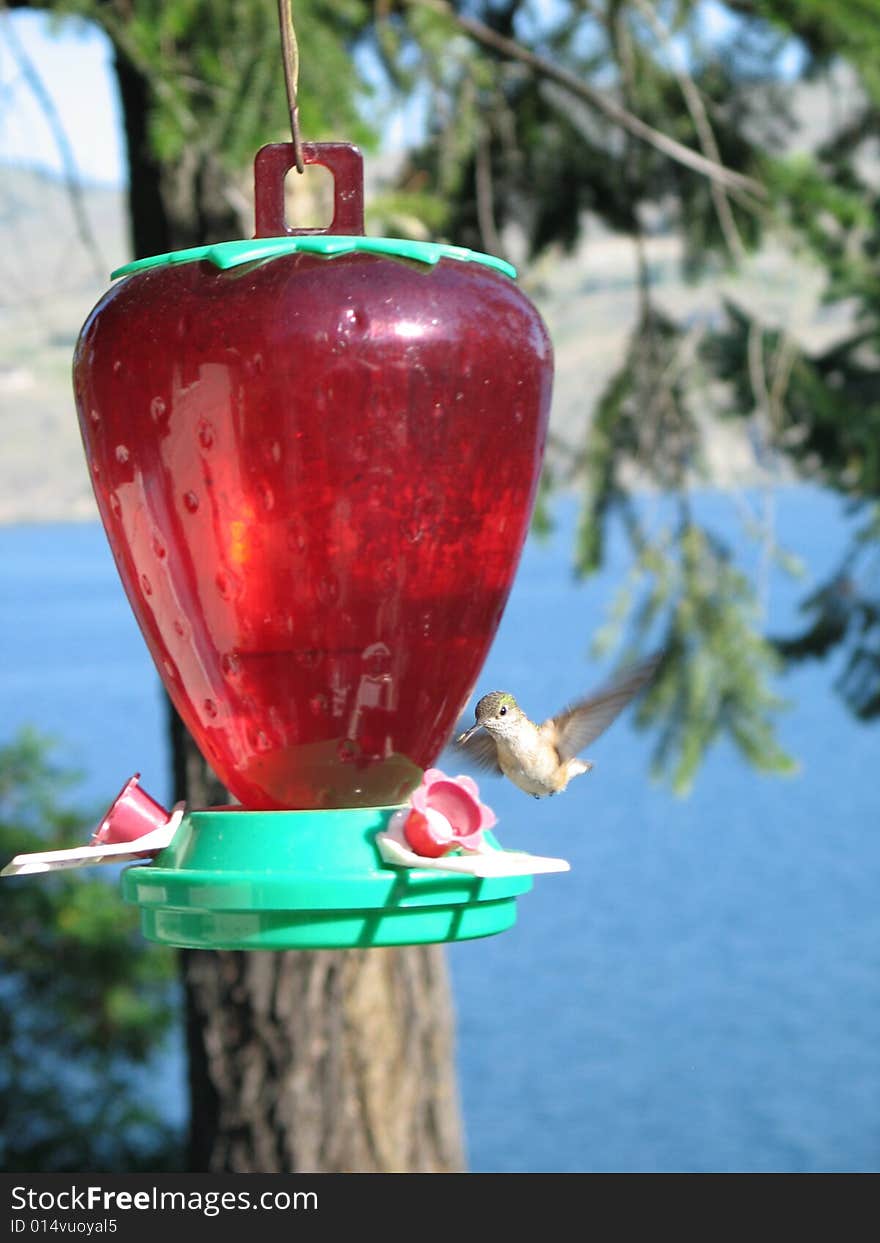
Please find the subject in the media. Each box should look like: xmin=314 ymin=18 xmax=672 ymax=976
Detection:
xmin=277 ymin=0 xmax=305 ymax=173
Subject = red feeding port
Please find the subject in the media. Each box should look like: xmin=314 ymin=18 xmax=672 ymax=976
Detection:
xmin=73 ymin=143 xmax=552 ymax=810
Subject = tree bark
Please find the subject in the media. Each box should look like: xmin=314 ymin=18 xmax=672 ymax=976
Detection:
xmin=183 ymin=936 xmax=464 ymax=1172
xmin=108 ymin=39 xmax=466 ymax=1173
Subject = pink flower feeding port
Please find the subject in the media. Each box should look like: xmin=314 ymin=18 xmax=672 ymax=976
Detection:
xmin=403 ymin=769 xmax=496 ymax=857
xmin=1 ymin=776 xmax=184 ymax=877
xmin=376 ymin=770 xmax=570 ymax=884
xmin=92 ymin=775 xmax=176 ymax=844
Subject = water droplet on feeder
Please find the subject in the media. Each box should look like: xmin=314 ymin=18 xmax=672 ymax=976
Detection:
xmin=337 ymin=739 xmax=358 ymax=763
xmin=89 ymin=408 xmax=101 ymax=425
xmin=108 ymin=492 xmax=121 ymax=519
xmin=286 ymin=523 xmax=307 ymax=552
xmin=150 ymin=397 xmax=167 ymax=424
xmin=140 ymin=573 xmax=153 ymax=596
xmin=377 ymin=559 xmax=398 ymax=589
xmin=258 ymin=480 xmax=275 ymax=511
xmin=404 ymin=518 xmax=425 ymax=544
xmin=198 ymin=419 xmax=214 ymax=449
xmin=309 ymin=693 xmax=328 ymax=716
xmin=152 ymin=533 xmax=167 ymax=559
xmin=183 ymin=490 xmax=199 ymax=513
xmin=115 ymin=444 xmax=130 ymax=464
xmin=203 ymin=698 xmax=218 ymax=719
xmin=340 ymin=306 xmax=368 ymax=336
xmin=317 ymin=574 xmax=339 ymax=605
xmin=221 ymin=651 xmax=242 ymax=680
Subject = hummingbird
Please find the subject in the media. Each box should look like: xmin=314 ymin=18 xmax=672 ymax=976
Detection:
xmin=454 ymin=655 xmax=661 ymax=798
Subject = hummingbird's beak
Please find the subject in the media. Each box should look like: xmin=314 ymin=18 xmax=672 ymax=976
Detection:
xmin=456 ymin=723 xmax=481 ymax=744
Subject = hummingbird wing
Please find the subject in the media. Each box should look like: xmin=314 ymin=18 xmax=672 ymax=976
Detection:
xmin=453 ymin=729 xmax=503 ymax=774
xmin=543 ymin=655 xmax=661 ymax=761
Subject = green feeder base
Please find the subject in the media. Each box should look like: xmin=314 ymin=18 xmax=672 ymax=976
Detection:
xmin=121 ymin=806 xmax=532 ymax=950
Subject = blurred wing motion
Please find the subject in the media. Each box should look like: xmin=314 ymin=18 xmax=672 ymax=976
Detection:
xmin=454 ymin=726 xmax=502 ymax=773
xmin=543 ymin=654 xmax=662 ymax=761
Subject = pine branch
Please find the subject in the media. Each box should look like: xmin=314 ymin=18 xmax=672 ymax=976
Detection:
xmin=402 ymin=0 xmax=766 ymax=203
xmin=629 ymin=0 xmax=748 ymax=262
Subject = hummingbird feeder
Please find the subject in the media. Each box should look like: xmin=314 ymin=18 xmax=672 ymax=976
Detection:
xmin=56 ymin=13 xmax=568 ymax=949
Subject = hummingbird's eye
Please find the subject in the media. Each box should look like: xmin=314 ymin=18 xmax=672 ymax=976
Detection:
xmin=499 ymin=705 xmax=507 ymax=715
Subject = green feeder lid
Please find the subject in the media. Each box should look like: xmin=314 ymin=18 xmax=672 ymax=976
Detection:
xmin=111 ymin=236 xmax=518 ymax=282
xmin=122 ymin=806 xmax=532 ymax=951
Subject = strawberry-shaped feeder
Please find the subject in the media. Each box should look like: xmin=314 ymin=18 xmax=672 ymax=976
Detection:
xmin=71 ymin=141 xmax=559 ymax=949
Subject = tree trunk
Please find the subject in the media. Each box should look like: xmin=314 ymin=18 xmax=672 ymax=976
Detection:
xmin=183 ymin=947 xmax=464 ymax=1173
xmin=111 ymin=43 xmax=466 ymax=1172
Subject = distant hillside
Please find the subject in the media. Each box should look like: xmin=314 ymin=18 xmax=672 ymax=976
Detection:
xmin=0 ymin=167 xmax=128 ymax=522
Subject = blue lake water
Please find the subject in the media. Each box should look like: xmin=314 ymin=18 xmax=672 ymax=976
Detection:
xmin=1 ymin=485 xmax=878 ymax=1172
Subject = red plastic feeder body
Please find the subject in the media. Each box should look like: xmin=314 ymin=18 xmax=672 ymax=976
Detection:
xmin=73 ymin=143 xmax=553 ymax=811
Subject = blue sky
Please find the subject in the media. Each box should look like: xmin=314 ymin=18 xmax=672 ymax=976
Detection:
xmin=0 ymin=10 xmax=124 ymax=185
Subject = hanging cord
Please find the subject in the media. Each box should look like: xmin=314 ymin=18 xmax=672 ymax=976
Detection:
xmin=277 ymin=0 xmax=305 ymax=172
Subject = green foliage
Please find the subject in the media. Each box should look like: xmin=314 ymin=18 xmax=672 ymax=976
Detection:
xmin=569 ymin=290 xmax=802 ymax=787
xmin=38 ymin=1 xmax=378 ymax=168
xmin=692 ymin=11 xmax=880 ymax=724
xmin=773 ymin=505 xmax=880 ymax=719
xmin=0 ymin=730 xmax=181 ymax=1172
xmin=706 ymin=301 xmax=880 ymax=496
xmin=765 ymin=152 xmax=879 ymax=304
xmin=576 ymin=304 xmax=702 ymax=576
xmin=365 ymin=186 xmax=451 ymax=238
xmin=580 ymin=298 xmax=801 ymax=789
xmin=379 ymin=2 xmax=769 ymax=263
xmin=595 ymin=518 xmax=797 ymax=792
xmin=530 ymin=463 xmax=557 ymax=540
xmin=742 ymin=0 xmax=880 ymax=102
